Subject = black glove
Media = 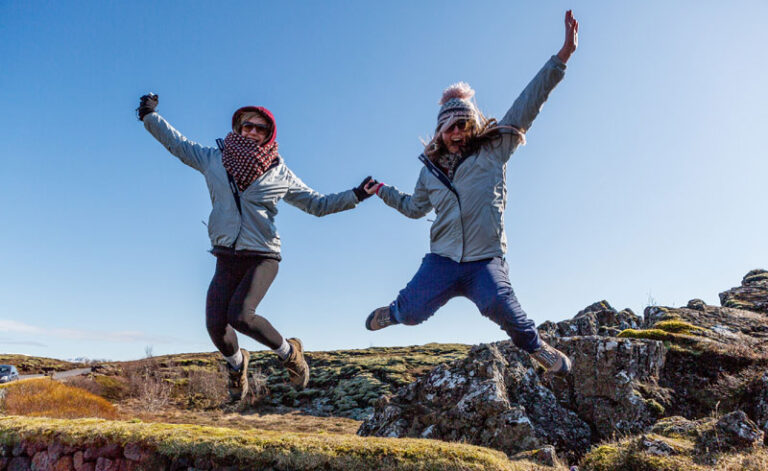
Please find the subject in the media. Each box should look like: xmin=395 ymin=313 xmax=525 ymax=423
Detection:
xmin=353 ymin=176 xmax=378 ymax=202
xmin=136 ymin=93 xmax=159 ymax=121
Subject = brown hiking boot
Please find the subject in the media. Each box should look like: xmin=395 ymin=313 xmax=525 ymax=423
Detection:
xmin=282 ymin=338 xmax=309 ymax=390
xmin=530 ymin=341 xmax=572 ymax=376
xmin=226 ymin=348 xmax=250 ymax=402
xmin=366 ymin=305 xmax=395 ymax=331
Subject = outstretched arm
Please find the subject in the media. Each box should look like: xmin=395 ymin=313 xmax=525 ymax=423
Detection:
xmin=375 ymin=171 xmax=433 ymax=219
xmin=494 ymin=11 xmax=578 ymax=161
xmin=137 ymin=93 xmax=216 ymax=173
xmin=283 ymin=169 xmax=360 ymax=217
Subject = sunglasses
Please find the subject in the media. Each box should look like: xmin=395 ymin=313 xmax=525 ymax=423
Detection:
xmin=241 ymin=122 xmax=271 ymax=133
xmin=444 ymin=119 xmax=472 ymax=133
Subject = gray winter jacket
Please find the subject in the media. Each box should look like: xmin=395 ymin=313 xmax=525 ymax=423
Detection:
xmin=143 ymin=113 xmax=359 ymax=255
xmin=379 ymin=56 xmax=567 ymax=263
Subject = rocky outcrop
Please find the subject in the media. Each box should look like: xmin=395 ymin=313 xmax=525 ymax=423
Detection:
xmin=548 ymin=336 xmax=667 ymax=440
xmin=361 ymin=269 xmax=768 ymax=465
xmin=719 ymin=269 xmax=768 ymax=314
xmin=696 ymin=410 xmax=764 ymax=453
xmin=358 ymin=341 xmax=592 ymax=459
xmin=538 ymin=301 xmax=641 ymax=339
xmin=641 ymin=302 xmax=768 ymax=419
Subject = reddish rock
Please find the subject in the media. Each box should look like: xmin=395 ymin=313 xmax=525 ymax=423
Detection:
xmin=80 ymin=463 xmax=95 ymax=471
xmin=94 ymin=457 xmax=117 ymax=471
xmin=31 ymin=450 xmax=52 ymax=470
xmin=83 ymin=447 xmax=99 ymax=462
xmin=117 ymin=459 xmax=135 ymax=471
xmin=11 ymin=443 xmax=24 ymax=457
xmin=121 ymin=444 xmax=142 ymax=462
xmin=54 ymin=456 xmax=74 ymax=471
xmin=26 ymin=441 xmax=47 ymax=456
xmin=7 ymin=457 xmax=31 ymax=471
xmin=48 ymin=442 xmax=66 ymax=462
xmin=96 ymin=445 xmax=120 ymax=461
xmin=73 ymin=451 xmax=84 ymax=470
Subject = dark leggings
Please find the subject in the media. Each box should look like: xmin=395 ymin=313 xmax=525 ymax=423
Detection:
xmin=205 ymin=254 xmax=283 ymax=356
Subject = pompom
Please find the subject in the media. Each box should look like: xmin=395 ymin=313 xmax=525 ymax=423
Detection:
xmin=439 ymin=82 xmax=475 ymax=105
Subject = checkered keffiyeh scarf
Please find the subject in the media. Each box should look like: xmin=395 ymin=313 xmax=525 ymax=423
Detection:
xmin=221 ymin=132 xmax=280 ymax=191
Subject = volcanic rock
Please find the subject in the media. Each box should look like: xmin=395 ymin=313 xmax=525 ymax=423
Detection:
xmin=358 ymin=341 xmax=592 ymax=458
xmin=719 ymin=269 xmax=768 ymax=314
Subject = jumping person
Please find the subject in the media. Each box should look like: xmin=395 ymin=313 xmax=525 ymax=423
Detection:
xmin=136 ymin=96 xmax=375 ymax=401
xmin=364 ymin=11 xmax=579 ymax=375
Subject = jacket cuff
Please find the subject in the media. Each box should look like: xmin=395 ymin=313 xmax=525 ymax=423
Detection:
xmin=550 ymin=55 xmax=567 ymax=71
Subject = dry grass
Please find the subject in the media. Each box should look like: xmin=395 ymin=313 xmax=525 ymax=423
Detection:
xmin=0 ymin=378 xmax=117 ymax=419
xmin=184 ymin=366 xmax=227 ymax=409
xmin=119 ymin=406 xmax=363 ymax=435
xmin=124 ymin=359 xmax=172 ymax=412
xmin=579 ymin=433 xmax=768 ymax=471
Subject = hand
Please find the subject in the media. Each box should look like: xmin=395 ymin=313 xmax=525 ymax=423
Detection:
xmin=353 ymin=176 xmax=379 ymax=201
xmin=136 ymin=93 xmax=159 ymax=121
xmin=556 ymin=10 xmax=578 ymax=64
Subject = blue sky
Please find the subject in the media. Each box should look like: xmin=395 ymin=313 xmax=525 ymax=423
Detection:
xmin=1 ymin=1 xmax=767 ymax=360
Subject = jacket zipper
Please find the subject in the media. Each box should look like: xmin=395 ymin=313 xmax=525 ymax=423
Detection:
xmin=418 ymin=154 xmax=466 ymax=260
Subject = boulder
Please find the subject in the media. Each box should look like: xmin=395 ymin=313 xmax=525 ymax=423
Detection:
xmin=696 ymin=410 xmax=764 ymax=452
xmin=538 ymin=301 xmax=641 ymax=339
xmin=719 ymin=269 xmax=768 ymax=314
xmin=358 ymin=341 xmax=592 ymax=457
xmin=549 ymin=336 xmax=668 ymax=439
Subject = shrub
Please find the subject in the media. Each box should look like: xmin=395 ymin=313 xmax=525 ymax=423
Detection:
xmin=124 ymin=360 xmax=172 ymax=412
xmin=185 ymin=367 xmax=227 ymax=409
xmin=1 ymin=378 xmax=117 ymax=419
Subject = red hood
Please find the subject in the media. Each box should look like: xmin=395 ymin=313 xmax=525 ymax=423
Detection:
xmin=231 ymin=106 xmax=276 ymax=146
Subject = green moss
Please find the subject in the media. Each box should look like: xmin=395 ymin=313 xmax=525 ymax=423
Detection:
xmin=645 ymin=399 xmax=666 ymax=416
xmin=652 ymin=320 xmax=705 ymax=334
xmin=0 ymin=416 xmax=524 ymax=471
xmin=618 ymin=329 xmax=678 ymax=341
xmin=581 ymin=435 xmax=707 ymax=471
xmin=618 ymin=329 xmax=702 ymax=347
xmin=580 ymin=444 xmax=621 ymax=471
xmin=744 ymin=271 xmax=768 ymax=284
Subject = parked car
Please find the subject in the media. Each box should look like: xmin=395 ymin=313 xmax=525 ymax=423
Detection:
xmin=0 ymin=365 xmax=19 ymax=383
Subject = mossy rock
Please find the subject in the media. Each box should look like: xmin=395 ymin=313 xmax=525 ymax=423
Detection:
xmin=0 ymin=416 xmax=525 ymax=471
xmin=651 ymin=320 xmax=705 ymax=335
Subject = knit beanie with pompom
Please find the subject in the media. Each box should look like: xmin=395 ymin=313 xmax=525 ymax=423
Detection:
xmin=436 ymin=82 xmax=480 ymax=133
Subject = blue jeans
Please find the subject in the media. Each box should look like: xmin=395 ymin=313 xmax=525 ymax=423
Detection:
xmin=391 ymin=254 xmax=542 ymax=353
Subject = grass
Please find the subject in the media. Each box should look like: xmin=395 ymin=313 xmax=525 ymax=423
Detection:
xmin=0 ymin=378 xmax=117 ymax=419
xmin=579 ymin=433 xmax=768 ymax=471
xmin=0 ymin=416 xmax=553 ymax=471
xmin=100 ymin=343 xmax=472 ymax=419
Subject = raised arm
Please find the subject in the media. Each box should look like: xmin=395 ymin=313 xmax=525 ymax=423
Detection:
xmin=282 ymin=169 xmax=360 ymax=217
xmin=375 ymin=171 xmax=433 ymax=219
xmin=494 ymin=11 xmax=578 ymax=160
xmin=137 ymin=94 xmax=217 ymax=173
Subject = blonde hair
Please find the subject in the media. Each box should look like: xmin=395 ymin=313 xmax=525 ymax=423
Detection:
xmin=424 ymin=110 xmax=526 ymax=162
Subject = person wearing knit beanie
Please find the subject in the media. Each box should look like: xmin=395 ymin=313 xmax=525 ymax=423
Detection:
xmin=364 ymin=11 xmax=579 ymax=377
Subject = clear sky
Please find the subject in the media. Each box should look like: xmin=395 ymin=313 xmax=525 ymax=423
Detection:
xmin=1 ymin=1 xmax=767 ymax=361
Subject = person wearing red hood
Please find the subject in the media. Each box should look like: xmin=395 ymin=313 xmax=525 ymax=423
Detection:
xmin=136 ymin=96 xmax=375 ymax=403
